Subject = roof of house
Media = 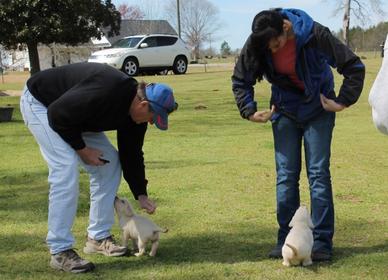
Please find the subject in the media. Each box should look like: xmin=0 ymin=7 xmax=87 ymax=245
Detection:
xmin=102 ymin=19 xmax=177 ymax=44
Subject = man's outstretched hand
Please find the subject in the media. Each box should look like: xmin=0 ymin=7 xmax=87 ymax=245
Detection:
xmin=138 ymin=195 xmax=156 ymax=214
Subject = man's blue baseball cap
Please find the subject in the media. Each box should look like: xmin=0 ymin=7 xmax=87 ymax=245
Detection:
xmin=145 ymin=83 xmax=178 ymax=130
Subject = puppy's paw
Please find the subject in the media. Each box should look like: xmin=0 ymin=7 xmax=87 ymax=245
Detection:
xmin=130 ymin=248 xmax=139 ymax=255
xmin=134 ymin=252 xmax=144 ymax=257
xmin=302 ymin=258 xmax=313 ymax=266
xmin=282 ymin=260 xmax=291 ymax=267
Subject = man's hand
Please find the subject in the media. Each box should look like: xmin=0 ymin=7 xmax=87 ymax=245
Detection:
xmin=249 ymin=105 xmax=275 ymax=123
xmin=320 ymin=94 xmax=346 ymax=112
xmin=76 ymin=147 xmax=106 ymax=166
xmin=138 ymin=195 xmax=156 ymax=214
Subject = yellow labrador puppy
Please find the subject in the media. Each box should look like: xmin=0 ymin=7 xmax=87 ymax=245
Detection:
xmin=282 ymin=205 xmax=314 ymax=267
xmin=114 ymin=196 xmax=168 ymax=257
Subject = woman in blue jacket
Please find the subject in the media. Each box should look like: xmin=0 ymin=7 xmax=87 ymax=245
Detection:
xmin=232 ymin=8 xmax=365 ymax=261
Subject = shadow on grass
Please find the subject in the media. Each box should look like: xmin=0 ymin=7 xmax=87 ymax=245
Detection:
xmin=0 ymin=233 xmax=46 ymax=254
xmin=0 ymin=169 xmax=47 ymax=186
xmin=146 ymin=160 xmax=220 ymax=170
xmin=2 ymin=119 xmax=25 ymax=124
xmin=0 ymin=128 xmax=32 ymax=137
xmin=160 ymin=231 xmax=273 ymax=263
xmin=2 ymin=225 xmax=388 ymax=274
xmin=96 ymin=230 xmax=275 ymax=272
xmin=0 ymin=169 xmax=92 ymax=220
xmin=303 ymin=241 xmax=388 ymax=272
xmin=335 ymin=242 xmax=388 ymax=259
xmin=96 ymin=219 xmax=388 ymax=272
xmin=96 ymin=234 xmax=388 ymax=273
xmin=0 ymin=169 xmax=48 ymax=213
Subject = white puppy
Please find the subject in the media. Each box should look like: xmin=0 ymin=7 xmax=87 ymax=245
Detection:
xmin=114 ymin=196 xmax=168 ymax=257
xmin=282 ymin=205 xmax=314 ymax=267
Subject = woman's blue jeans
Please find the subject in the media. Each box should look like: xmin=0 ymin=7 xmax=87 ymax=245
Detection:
xmin=272 ymin=110 xmax=335 ymax=254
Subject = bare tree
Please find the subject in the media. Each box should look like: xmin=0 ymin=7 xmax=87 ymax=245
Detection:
xmin=117 ymin=4 xmax=145 ymax=19
xmin=165 ymin=0 xmax=221 ymax=61
xmin=138 ymin=0 xmax=164 ymax=20
xmin=326 ymin=0 xmax=385 ymax=45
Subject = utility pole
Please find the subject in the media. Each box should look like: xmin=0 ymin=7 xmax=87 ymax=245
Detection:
xmin=177 ymin=0 xmax=181 ymax=38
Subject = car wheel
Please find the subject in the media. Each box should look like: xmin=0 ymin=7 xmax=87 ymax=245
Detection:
xmin=122 ymin=57 xmax=139 ymax=76
xmin=172 ymin=56 xmax=187 ymax=74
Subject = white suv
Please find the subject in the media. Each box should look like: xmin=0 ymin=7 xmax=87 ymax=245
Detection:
xmin=88 ymin=34 xmax=191 ymax=76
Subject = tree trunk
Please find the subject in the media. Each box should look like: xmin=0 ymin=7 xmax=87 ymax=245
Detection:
xmin=194 ymin=45 xmax=200 ymax=61
xmin=343 ymin=0 xmax=351 ymax=46
xmin=27 ymin=41 xmax=40 ymax=75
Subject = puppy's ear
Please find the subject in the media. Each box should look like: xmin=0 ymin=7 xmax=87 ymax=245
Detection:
xmin=126 ymin=205 xmax=132 ymax=216
xmin=125 ymin=201 xmax=135 ymax=217
xmin=303 ymin=207 xmax=314 ymax=229
xmin=289 ymin=215 xmax=296 ymax=228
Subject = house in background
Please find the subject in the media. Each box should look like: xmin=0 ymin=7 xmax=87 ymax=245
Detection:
xmin=101 ymin=19 xmax=177 ymax=46
xmin=2 ymin=20 xmax=177 ymax=71
xmin=0 ymin=45 xmax=30 ymax=71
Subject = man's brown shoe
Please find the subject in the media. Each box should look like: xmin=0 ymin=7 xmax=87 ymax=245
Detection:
xmin=83 ymin=236 xmax=127 ymax=257
xmin=50 ymin=249 xmax=95 ymax=273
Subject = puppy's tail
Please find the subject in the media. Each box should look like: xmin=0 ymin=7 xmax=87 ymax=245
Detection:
xmin=154 ymin=227 xmax=169 ymax=233
xmin=285 ymin=243 xmax=298 ymax=257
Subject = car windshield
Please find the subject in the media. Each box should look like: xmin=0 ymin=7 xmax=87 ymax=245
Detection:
xmin=111 ymin=37 xmax=143 ymax=48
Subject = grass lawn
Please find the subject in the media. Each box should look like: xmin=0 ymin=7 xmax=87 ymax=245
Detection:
xmin=0 ymin=54 xmax=387 ymax=279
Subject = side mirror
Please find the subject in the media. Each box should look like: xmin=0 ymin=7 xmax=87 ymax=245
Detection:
xmin=139 ymin=43 xmax=148 ymax=48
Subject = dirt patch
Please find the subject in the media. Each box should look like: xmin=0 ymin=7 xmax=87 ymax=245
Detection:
xmin=1 ymin=71 xmax=30 ymax=83
xmin=336 ymin=194 xmax=363 ymax=203
xmin=6 ymin=90 xmax=22 ymax=96
xmin=0 ymin=71 xmax=28 ymax=96
xmin=194 ymin=104 xmax=208 ymax=110
xmin=0 ymin=90 xmax=22 ymax=96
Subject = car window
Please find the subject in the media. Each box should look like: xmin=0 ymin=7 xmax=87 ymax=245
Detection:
xmin=142 ymin=37 xmax=158 ymax=48
xmin=157 ymin=36 xmax=178 ymax=46
xmin=111 ymin=37 xmax=143 ymax=48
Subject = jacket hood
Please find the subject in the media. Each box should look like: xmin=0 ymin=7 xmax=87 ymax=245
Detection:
xmin=281 ymin=9 xmax=314 ymax=51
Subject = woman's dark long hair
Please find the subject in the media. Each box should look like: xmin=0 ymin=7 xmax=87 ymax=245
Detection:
xmin=249 ymin=8 xmax=285 ymax=81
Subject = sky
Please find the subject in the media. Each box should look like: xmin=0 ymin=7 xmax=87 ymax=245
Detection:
xmin=112 ymin=0 xmax=388 ymax=50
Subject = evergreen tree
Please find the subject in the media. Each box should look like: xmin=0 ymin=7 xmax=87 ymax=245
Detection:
xmin=0 ymin=0 xmax=121 ymax=74
xmin=220 ymin=41 xmax=231 ymax=57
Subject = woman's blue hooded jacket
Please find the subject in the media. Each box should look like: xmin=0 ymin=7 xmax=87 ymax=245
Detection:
xmin=232 ymin=8 xmax=365 ymax=122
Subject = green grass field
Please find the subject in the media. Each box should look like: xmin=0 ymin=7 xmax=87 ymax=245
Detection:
xmin=0 ymin=54 xmax=387 ymax=279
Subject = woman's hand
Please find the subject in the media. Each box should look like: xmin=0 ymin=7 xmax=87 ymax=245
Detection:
xmin=249 ymin=105 xmax=275 ymax=123
xmin=320 ymin=94 xmax=346 ymax=112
